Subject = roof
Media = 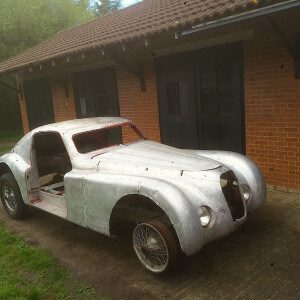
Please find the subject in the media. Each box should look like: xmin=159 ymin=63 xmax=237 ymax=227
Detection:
xmin=30 ymin=117 xmax=129 ymax=136
xmin=0 ymin=0 xmax=288 ymax=74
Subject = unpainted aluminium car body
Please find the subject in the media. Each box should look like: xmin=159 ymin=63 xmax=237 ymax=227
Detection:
xmin=0 ymin=117 xmax=266 ymax=272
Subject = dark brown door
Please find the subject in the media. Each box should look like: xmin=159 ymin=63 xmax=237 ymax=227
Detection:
xmin=23 ymin=78 xmax=54 ymax=130
xmin=156 ymin=53 xmax=198 ymax=149
xmin=156 ymin=42 xmax=245 ymax=153
xmin=196 ymin=43 xmax=244 ymax=153
xmin=73 ymin=66 xmax=119 ymax=118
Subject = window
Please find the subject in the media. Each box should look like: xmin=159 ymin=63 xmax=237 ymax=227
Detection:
xmin=73 ymin=123 xmax=144 ymax=154
xmin=166 ymin=81 xmax=189 ymax=116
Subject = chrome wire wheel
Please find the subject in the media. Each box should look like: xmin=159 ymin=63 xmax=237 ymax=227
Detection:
xmin=2 ymin=182 xmax=17 ymax=213
xmin=133 ymin=220 xmax=178 ymax=273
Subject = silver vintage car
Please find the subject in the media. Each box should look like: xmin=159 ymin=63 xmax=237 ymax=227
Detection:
xmin=0 ymin=117 xmax=266 ymax=273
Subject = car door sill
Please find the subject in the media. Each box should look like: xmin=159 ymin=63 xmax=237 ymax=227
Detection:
xmin=31 ymin=190 xmax=67 ymax=219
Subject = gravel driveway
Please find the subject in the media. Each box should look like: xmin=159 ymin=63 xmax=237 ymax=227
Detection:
xmin=0 ymin=189 xmax=299 ymax=299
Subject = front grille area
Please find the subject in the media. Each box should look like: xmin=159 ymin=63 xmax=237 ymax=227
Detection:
xmin=220 ymin=171 xmax=245 ymax=221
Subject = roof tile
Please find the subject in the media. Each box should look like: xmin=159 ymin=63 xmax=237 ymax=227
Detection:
xmin=0 ymin=0 xmax=285 ymax=74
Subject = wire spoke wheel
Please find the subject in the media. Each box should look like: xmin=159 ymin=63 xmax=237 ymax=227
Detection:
xmin=2 ymin=182 xmax=17 ymax=213
xmin=133 ymin=220 xmax=178 ymax=273
xmin=0 ymin=173 xmax=28 ymax=220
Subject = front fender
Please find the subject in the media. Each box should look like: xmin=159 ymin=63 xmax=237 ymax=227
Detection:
xmin=80 ymin=171 xmax=203 ymax=255
xmin=196 ymin=151 xmax=267 ymax=211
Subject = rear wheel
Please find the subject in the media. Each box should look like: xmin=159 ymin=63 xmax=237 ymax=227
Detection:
xmin=133 ymin=219 xmax=178 ymax=273
xmin=0 ymin=173 xmax=27 ymax=219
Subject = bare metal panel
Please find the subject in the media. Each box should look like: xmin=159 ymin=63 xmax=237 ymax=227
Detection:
xmin=0 ymin=117 xmax=266 ymax=256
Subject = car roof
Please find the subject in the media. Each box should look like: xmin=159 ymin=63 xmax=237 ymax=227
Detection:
xmin=30 ymin=117 xmax=129 ymax=136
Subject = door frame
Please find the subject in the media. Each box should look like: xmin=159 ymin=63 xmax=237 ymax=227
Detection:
xmin=156 ymin=41 xmax=246 ymax=153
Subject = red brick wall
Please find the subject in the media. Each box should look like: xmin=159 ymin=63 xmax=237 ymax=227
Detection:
xmin=244 ymin=24 xmax=300 ymax=190
xmin=116 ymin=59 xmax=161 ymax=142
xmin=51 ymin=77 xmax=77 ymax=122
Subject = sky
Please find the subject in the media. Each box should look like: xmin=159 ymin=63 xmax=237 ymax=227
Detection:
xmin=89 ymin=1 xmax=140 ymax=10
xmin=123 ymin=0 xmax=139 ymax=7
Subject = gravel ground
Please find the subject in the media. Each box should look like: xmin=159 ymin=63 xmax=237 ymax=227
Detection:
xmin=0 ymin=189 xmax=299 ymax=299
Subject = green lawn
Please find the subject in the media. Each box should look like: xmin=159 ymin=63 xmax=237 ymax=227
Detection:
xmin=0 ymin=223 xmax=99 ymax=300
xmin=0 ymin=130 xmax=23 ymax=154
xmin=0 ymin=130 xmax=23 ymax=143
xmin=0 ymin=145 xmax=13 ymax=154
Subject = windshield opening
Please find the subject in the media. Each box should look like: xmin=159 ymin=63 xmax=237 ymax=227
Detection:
xmin=73 ymin=123 xmax=145 ymax=154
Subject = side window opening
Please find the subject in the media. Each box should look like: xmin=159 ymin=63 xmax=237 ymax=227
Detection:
xmin=33 ymin=132 xmax=72 ymax=193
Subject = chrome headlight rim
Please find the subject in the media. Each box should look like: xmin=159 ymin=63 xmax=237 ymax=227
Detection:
xmin=240 ymin=184 xmax=251 ymax=202
xmin=198 ymin=205 xmax=212 ymax=227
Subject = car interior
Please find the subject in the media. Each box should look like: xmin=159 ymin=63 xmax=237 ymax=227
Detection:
xmin=33 ymin=132 xmax=72 ymax=196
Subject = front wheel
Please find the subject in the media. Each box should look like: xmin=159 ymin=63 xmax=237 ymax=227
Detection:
xmin=133 ymin=219 xmax=178 ymax=273
xmin=0 ymin=173 xmax=28 ymax=220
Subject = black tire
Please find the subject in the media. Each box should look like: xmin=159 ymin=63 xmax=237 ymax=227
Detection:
xmin=133 ymin=219 xmax=179 ymax=273
xmin=0 ymin=173 xmax=28 ymax=220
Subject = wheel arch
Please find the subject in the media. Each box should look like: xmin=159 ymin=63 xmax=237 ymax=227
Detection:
xmin=0 ymin=158 xmax=29 ymax=205
xmin=0 ymin=162 xmax=12 ymax=178
xmin=109 ymin=193 xmax=169 ymax=228
xmin=108 ymin=185 xmax=203 ymax=256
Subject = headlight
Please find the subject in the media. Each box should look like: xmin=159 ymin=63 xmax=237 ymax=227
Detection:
xmin=240 ymin=184 xmax=251 ymax=201
xmin=198 ymin=206 xmax=211 ymax=227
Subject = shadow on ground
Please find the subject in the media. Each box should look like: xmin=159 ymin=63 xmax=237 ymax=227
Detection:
xmin=0 ymin=190 xmax=299 ymax=299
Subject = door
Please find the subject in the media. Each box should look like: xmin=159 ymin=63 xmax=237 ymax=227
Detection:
xmin=196 ymin=43 xmax=244 ymax=153
xmin=156 ymin=42 xmax=244 ymax=153
xmin=156 ymin=53 xmax=198 ymax=149
xmin=23 ymin=78 xmax=54 ymax=130
xmin=73 ymin=67 xmax=119 ymax=118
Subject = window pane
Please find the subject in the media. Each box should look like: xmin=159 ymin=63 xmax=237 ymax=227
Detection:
xmin=218 ymin=87 xmax=235 ymax=115
xmin=80 ymin=98 xmax=87 ymax=116
xmin=201 ymin=87 xmax=217 ymax=115
xmin=178 ymin=81 xmax=189 ymax=116
xmin=199 ymin=59 xmax=215 ymax=87
xmin=217 ymin=60 xmax=233 ymax=86
xmin=167 ymin=82 xmax=180 ymax=115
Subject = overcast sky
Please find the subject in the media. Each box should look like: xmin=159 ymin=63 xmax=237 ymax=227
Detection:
xmin=123 ymin=0 xmax=139 ymax=7
xmin=89 ymin=1 xmax=140 ymax=10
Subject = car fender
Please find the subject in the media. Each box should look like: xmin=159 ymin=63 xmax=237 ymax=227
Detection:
xmin=196 ymin=151 xmax=267 ymax=211
xmin=0 ymin=154 xmax=30 ymax=204
xmin=80 ymin=172 xmax=203 ymax=255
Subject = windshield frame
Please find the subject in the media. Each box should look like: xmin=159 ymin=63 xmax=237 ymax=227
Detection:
xmin=71 ymin=121 xmax=146 ymax=155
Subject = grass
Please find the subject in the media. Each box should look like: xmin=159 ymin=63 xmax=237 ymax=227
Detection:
xmin=0 ymin=223 xmax=99 ymax=300
xmin=0 ymin=145 xmax=13 ymax=154
xmin=0 ymin=130 xmax=23 ymax=143
xmin=0 ymin=130 xmax=23 ymax=154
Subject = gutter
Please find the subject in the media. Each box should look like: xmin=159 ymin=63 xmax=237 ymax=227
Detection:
xmin=181 ymin=0 xmax=300 ymax=36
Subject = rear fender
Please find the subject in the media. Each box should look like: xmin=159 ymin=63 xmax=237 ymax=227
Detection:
xmin=0 ymin=154 xmax=30 ymax=204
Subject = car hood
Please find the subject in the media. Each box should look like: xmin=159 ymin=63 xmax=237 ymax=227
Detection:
xmin=94 ymin=141 xmax=221 ymax=172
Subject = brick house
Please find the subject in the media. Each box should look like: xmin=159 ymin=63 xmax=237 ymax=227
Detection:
xmin=0 ymin=0 xmax=299 ymax=191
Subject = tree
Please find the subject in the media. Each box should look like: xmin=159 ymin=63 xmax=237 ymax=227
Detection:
xmin=0 ymin=0 xmax=94 ymax=62
xmin=0 ymin=0 xmax=94 ymax=131
xmin=92 ymin=0 xmax=122 ymax=17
